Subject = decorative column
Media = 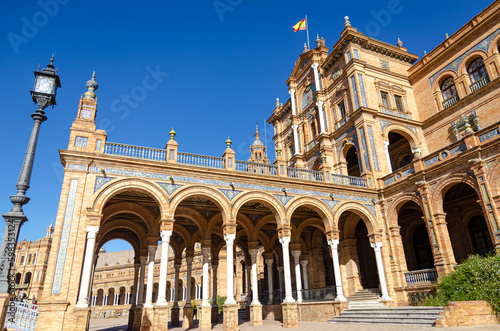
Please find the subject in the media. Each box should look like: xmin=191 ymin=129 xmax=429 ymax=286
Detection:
xmin=292 ymin=125 xmax=300 ymax=155
xmin=245 ymin=262 xmax=251 ymax=307
xmin=291 ymin=251 xmax=302 ymax=303
xmin=289 ymin=89 xmax=297 ymax=116
xmin=300 ymin=260 xmax=309 ymax=300
xmin=265 ymin=258 xmax=274 ymax=304
xmin=183 ymin=251 xmax=194 ymax=329
xmin=370 ymin=242 xmax=391 ymax=301
xmin=278 ymin=266 xmax=284 ymax=301
xmin=76 ymin=225 xmax=99 ymax=308
xmin=279 ymin=235 xmax=299 ymax=328
xmin=249 ymin=248 xmax=262 ymax=325
xmin=223 ymin=232 xmax=238 ymax=331
xmin=327 ymin=239 xmax=346 ymax=301
xmin=131 ymin=262 xmax=139 ymax=308
xmin=200 ymin=245 xmax=212 ymax=331
xmin=137 ymin=256 xmax=147 ymax=307
xmin=316 ymin=101 xmax=326 ymax=134
xmin=311 ymin=63 xmax=321 ymax=90
xmin=211 ymin=261 xmax=219 ymax=323
xmin=171 ymin=262 xmax=181 ymax=327
xmin=156 ymin=230 xmax=172 ymax=305
xmin=144 ymin=245 xmax=157 ymax=307
xmin=384 ymin=141 xmax=393 ymax=173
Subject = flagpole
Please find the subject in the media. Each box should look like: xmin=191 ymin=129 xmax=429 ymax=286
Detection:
xmin=305 ymin=15 xmax=311 ymax=50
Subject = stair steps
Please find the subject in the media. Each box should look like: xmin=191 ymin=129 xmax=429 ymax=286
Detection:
xmin=330 ymin=307 xmax=444 ymax=326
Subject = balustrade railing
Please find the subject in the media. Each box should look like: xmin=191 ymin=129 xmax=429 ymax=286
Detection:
xmin=442 ymin=95 xmax=459 ymax=109
xmin=286 ymin=167 xmax=324 ymax=181
xmin=405 ymin=268 xmax=438 ymax=285
xmin=177 ymin=152 xmax=225 ymax=169
xmin=332 ymin=173 xmax=367 ymax=187
xmin=470 ymin=75 xmax=490 ymax=92
xmin=235 ymin=160 xmax=278 ymax=175
xmin=104 ymin=142 xmax=166 ymax=161
xmin=4 ymin=300 xmax=38 ymax=331
xmin=302 ymin=286 xmax=337 ymax=302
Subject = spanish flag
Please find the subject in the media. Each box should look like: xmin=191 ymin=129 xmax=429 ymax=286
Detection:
xmin=293 ymin=18 xmax=306 ymax=32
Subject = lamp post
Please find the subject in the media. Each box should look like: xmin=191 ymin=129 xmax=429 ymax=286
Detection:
xmin=0 ymin=55 xmax=61 ymax=299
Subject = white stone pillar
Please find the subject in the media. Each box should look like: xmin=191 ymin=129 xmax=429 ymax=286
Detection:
xmin=278 ymin=266 xmax=284 ymax=301
xmin=183 ymin=286 xmax=186 ymax=301
xmin=312 ymin=63 xmax=321 ymax=91
xmin=328 ymin=239 xmax=346 ymax=301
xmin=371 ymin=242 xmax=391 ymax=300
xmin=173 ymin=264 xmax=180 ymax=308
xmin=201 ymin=248 xmax=210 ymax=306
xmin=131 ymin=263 xmax=139 ymax=307
xmin=279 ymin=236 xmax=295 ymax=303
xmin=246 ymin=263 xmax=252 ymax=307
xmin=212 ymin=263 xmax=218 ymax=307
xmin=76 ymin=225 xmax=99 ymax=308
xmin=137 ymin=256 xmax=147 ymax=306
xmin=300 ymin=260 xmax=309 ymax=290
xmin=144 ymin=245 xmax=157 ymax=307
xmin=224 ymin=234 xmax=236 ymax=304
xmin=265 ymin=259 xmax=274 ymax=304
xmin=317 ymin=100 xmax=326 ymax=134
xmin=102 ymin=294 xmax=107 ymax=306
xmin=249 ymin=249 xmax=260 ymax=305
xmin=292 ymin=124 xmax=300 ymax=155
xmin=156 ymin=230 xmax=172 ymax=305
xmin=114 ymin=293 xmax=119 ymax=305
xmin=292 ymin=251 xmax=303 ymax=303
xmin=185 ymin=256 xmax=193 ymax=307
xmin=289 ymin=89 xmax=297 ymax=116
xmin=384 ymin=141 xmax=393 ymax=173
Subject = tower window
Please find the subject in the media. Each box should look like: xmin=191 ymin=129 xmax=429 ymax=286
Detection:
xmin=394 ymin=95 xmax=404 ymax=112
xmin=381 ymin=91 xmax=390 ymax=108
xmin=338 ymin=101 xmax=346 ymax=118
xmin=467 ymin=57 xmax=488 ymax=83
xmin=440 ymin=77 xmax=458 ymax=101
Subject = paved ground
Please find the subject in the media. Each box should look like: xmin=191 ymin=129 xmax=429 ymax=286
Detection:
xmin=89 ymin=317 xmax=500 ymax=330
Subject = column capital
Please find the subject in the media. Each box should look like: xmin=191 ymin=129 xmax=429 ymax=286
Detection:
xmin=278 ymin=266 xmax=284 ymax=272
xmin=327 ymin=238 xmax=340 ymax=249
xmin=224 ymin=233 xmax=236 ymax=244
xmin=86 ymin=225 xmax=99 ymax=239
xmin=316 ymin=100 xmax=324 ymax=108
xmin=160 ymin=220 xmax=174 ymax=231
xmin=289 ymin=89 xmax=296 ymax=96
xmin=174 ymin=263 xmax=181 ymax=271
xmin=160 ymin=229 xmax=172 ymax=242
xmin=148 ymin=245 xmax=157 ymax=257
xmin=279 ymin=236 xmax=291 ymax=246
xmin=265 ymin=259 xmax=274 ymax=266
xmin=370 ymin=241 xmax=383 ymax=251
xmin=291 ymin=250 xmax=301 ymax=260
xmin=202 ymin=247 xmax=210 ymax=257
xmin=311 ymin=62 xmax=319 ymax=69
xmin=140 ymin=255 xmax=148 ymax=264
xmin=186 ymin=256 xmax=194 ymax=264
xmin=300 ymin=260 xmax=309 ymax=267
xmin=249 ymin=249 xmax=259 ymax=259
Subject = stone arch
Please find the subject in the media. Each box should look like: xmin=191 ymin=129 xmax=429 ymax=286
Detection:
xmin=432 ymin=70 xmax=460 ymax=93
xmin=387 ymin=194 xmax=424 ymax=228
xmin=235 ymin=213 xmax=257 ymax=242
xmin=458 ymin=50 xmax=489 ymax=76
xmin=174 ymin=206 xmax=209 ymax=237
xmin=286 ymin=197 xmax=334 ymax=232
xmin=382 ymin=123 xmax=420 ymax=148
xmin=338 ymin=139 xmax=360 ymax=163
xmin=489 ymin=33 xmax=500 ymax=55
xmin=429 ymin=174 xmax=480 ymax=212
xmin=333 ymin=201 xmax=378 ymax=239
xmin=90 ymin=178 xmax=170 ymax=220
xmin=231 ymin=191 xmax=286 ymax=228
xmin=487 ymin=157 xmax=500 ymax=196
xmin=169 ymin=185 xmax=231 ymax=224
xmin=101 ymin=202 xmax=158 ymax=234
xmin=97 ymin=229 xmax=141 ymax=256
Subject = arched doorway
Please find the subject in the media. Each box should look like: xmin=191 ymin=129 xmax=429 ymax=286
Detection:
xmin=345 ymin=146 xmax=361 ymax=177
xmin=468 ymin=215 xmax=494 ymax=256
xmin=387 ymin=132 xmax=413 ymax=172
xmin=355 ymin=221 xmax=378 ymax=289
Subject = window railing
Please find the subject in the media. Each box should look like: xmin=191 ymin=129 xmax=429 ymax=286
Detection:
xmin=235 ymin=160 xmax=278 ymax=176
xmin=286 ymin=167 xmax=324 ymax=181
xmin=470 ymin=75 xmax=490 ymax=92
xmin=4 ymin=299 xmax=38 ymax=331
xmin=442 ymin=95 xmax=459 ymax=109
xmin=332 ymin=173 xmax=367 ymax=187
xmin=177 ymin=152 xmax=225 ymax=169
xmin=405 ymin=268 xmax=438 ymax=285
xmin=104 ymin=142 xmax=166 ymax=161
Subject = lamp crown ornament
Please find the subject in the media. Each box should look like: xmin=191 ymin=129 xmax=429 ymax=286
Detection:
xmin=169 ymin=127 xmax=176 ymax=140
xmin=225 ymin=137 xmax=232 ymax=149
xmin=344 ymin=16 xmax=351 ymax=28
xmin=84 ymin=71 xmax=98 ymax=99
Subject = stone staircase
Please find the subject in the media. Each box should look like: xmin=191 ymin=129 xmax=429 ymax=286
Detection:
xmin=329 ymin=288 xmax=444 ymax=326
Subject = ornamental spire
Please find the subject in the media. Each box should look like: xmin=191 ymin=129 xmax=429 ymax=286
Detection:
xmin=84 ymin=71 xmax=98 ymax=99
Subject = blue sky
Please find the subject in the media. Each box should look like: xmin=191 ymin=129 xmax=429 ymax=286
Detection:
xmin=0 ymin=0 xmax=493 ymax=252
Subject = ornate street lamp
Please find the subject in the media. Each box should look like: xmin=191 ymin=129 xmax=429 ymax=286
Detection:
xmin=0 ymin=55 xmax=61 ymax=297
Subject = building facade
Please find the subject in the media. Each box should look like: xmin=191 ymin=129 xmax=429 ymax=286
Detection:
xmin=34 ymin=2 xmax=500 ymax=330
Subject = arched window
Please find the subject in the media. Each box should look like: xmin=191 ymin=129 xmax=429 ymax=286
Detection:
xmin=467 ymin=57 xmax=489 ymax=83
xmin=440 ymin=77 xmax=458 ymax=101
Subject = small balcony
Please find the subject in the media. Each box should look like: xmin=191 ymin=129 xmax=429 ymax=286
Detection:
xmin=405 ymin=268 xmax=438 ymax=285
xmin=470 ymin=75 xmax=490 ymax=93
xmin=442 ymin=95 xmax=459 ymax=109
